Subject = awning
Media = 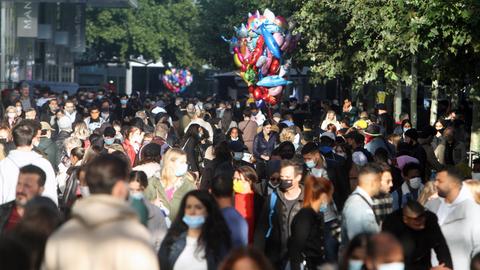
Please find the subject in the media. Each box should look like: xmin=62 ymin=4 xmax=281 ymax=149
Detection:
xmin=1 ymin=0 xmax=138 ymax=8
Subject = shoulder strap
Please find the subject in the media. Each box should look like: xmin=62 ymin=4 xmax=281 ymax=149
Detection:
xmin=265 ymin=191 xmax=278 ymax=238
xmin=354 ymin=193 xmax=375 ymax=214
xmin=181 ymin=138 xmax=190 ymax=151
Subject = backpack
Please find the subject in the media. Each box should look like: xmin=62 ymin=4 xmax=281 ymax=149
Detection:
xmin=265 ymin=191 xmax=278 ymax=238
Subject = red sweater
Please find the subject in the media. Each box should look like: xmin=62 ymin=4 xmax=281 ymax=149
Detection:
xmin=234 ymin=192 xmax=255 ymax=243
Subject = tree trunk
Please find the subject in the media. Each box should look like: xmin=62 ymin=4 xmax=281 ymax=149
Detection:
xmin=470 ymin=92 xmax=480 ymax=154
xmin=410 ymin=54 xmax=418 ymax=128
xmin=394 ymin=66 xmax=402 ymax=122
xmin=430 ymin=71 xmax=439 ymax=125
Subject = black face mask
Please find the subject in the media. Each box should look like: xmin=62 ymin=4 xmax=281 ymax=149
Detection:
xmin=279 ymin=180 xmax=293 ymax=192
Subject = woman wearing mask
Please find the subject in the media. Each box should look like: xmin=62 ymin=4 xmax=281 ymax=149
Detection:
xmin=432 ymin=119 xmax=445 ymax=150
xmin=233 ymin=166 xmax=263 ymax=243
xmin=320 ymin=110 xmax=341 ymax=131
xmin=144 ymin=148 xmax=195 ymax=221
xmin=288 ymin=176 xmax=333 ymax=270
xmin=122 ymin=125 xmax=144 ymax=167
xmin=158 ymin=190 xmax=231 ymax=270
xmin=339 ymin=233 xmax=371 ymax=270
xmin=3 ymin=106 xmax=19 ymax=129
xmin=400 ymin=119 xmax=412 ymax=141
xmin=253 ymin=119 xmax=278 ymax=179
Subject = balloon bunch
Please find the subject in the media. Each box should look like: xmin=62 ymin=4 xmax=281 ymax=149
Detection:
xmin=223 ymin=9 xmax=299 ymax=107
xmin=162 ymin=67 xmax=193 ymax=93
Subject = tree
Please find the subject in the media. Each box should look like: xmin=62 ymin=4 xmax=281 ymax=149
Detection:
xmin=194 ymin=0 xmax=297 ymax=69
xmin=85 ymin=0 xmax=200 ymax=67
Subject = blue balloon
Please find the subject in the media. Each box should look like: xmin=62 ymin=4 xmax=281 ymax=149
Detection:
xmin=255 ymin=100 xmax=265 ymax=108
xmin=260 ymin=24 xmax=281 ymax=59
xmin=257 ymin=75 xmax=292 ymax=87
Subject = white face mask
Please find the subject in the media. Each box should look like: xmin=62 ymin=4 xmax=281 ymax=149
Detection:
xmin=409 ymin=177 xmax=422 ymax=189
xmin=472 ymin=173 xmax=480 ymax=180
xmin=7 ymin=112 xmax=16 ymax=119
xmin=378 ymin=262 xmax=405 ymax=270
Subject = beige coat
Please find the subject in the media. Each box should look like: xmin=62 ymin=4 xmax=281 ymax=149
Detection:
xmin=43 ymin=195 xmax=159 ymax=270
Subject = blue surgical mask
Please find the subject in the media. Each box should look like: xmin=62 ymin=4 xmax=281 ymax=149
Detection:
xmin=120 ymin=99 xmax=128 ymax=105
xmin=175 ymin=163 xmax=188 ymax=177
xmin=97 ymin=95 xmax=104 ymax=99
xmin=104 ymin=137 xmax=115 ymax=145
xmin=182 ymin=215 xmax=206 ymax=229
xmin=319 ymin=203 xmax=328 ymax=213
xmin=129 ymin=192 xmax=144 ymax=200
xmin=305 ymin=160 xmax=316 ymax=169
xmin=378 ymin=262 xmax=405 ymax=270
xmin=348 ymin=260 xmax=363 ymax=270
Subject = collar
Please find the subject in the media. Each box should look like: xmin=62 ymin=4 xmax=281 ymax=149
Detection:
xmin=354 ymin=186 xmax=374 ymax=205
xmin=441 ymin=185 xmax=473 ymax=206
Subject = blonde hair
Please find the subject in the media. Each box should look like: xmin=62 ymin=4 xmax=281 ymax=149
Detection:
xmin=418 ymin=181 xmax=437 ymax=205
xmin=5 ymin=106 xmax=16 ymax=114
xmin=63 ymin=136 xmax=82 ymax=152
xmin=160 ymin=148 xmax=187 ymax=187
xmin=464 ymin=180 xmax=480 ymax=204
xmin=279 ymin=126 xmax=297 ymax=143
xmin=0 ymin=143 xmax=5 ymax=160
xmin=73 ymin=122 xmax=90 ymax=140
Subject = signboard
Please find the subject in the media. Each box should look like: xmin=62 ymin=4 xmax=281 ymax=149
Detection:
xmin=16 ymin=2 xmax=39 ymax=38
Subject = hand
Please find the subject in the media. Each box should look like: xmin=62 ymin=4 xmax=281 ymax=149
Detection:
xmin=430 ymin=263 xmax=451 ymax=270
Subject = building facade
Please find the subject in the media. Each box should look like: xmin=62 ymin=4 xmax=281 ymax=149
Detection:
xmin=0 ymin=0 xmax=136 ymax=90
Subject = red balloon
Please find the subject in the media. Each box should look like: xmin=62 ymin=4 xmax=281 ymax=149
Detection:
xmin=249 ymin=36 xmax=265 ymax=65
xmin=248 ymin=85 xmax=255 ymax=94
xmin=253 ymin=87 xmax=263 ymax=100
xmin=269 ymin=58 xmax=280 ymax=75
xmin=264 ymin=95 xmax=278 ymax=106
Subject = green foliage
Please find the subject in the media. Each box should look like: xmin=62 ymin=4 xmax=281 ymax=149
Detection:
xmin=292 ymin=0 xmax=480 ymax=91
xmin=86 ymin=0 xmax=200 ymax=67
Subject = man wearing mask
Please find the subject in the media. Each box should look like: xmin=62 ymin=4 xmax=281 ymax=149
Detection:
xmin=40 ymin=99 xmax=59 ymax=125
xmin=391 ymin=162 xmax=424 ymax=211
xmin=100 ymin=100 xmax=112 ymax=123
xmin=383 ymin=200 xmax=453 ymax=270
xmin=341 ymin=163 xmax=383 ymax=246
xmin=43 ymin=154 xmax=159 ymax=270
xmin=254 ymin=160 xmax=304 ymax=269
xmin=0 ymin=165 xmax=47 ymax=233
xmin=250 ymin=105 xmax=266 ymax=126
xmin=426 ymin=167 xmax=480 ymax=270
xmin=302 ymin=142 xmax=348 ymax=208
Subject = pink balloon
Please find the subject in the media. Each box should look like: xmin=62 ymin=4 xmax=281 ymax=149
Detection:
xmin=268 ymin=86 xmax=283 ymax=97
xmin=233 ymin=47 xmax=244 ymax=63
xmin=273 ymin=33 xmax=284 ymax=47
xmin=261 ymin=51 xmax=273 ymax=75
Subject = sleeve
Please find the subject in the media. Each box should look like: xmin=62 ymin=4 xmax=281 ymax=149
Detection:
xmin=253 ymin=195 xmax=270 ymax=251
xmin=426 ymin=146 xmax=444 ymax=171
xmin=42 ymin=160 xmax=59 ymax=205
xmin=391 ymin=191 xmax=399 ymax=211
xmin=239 ymin=218 xmax=249 ymax=246
xmin=344 ymin=200 xmax=379 ymax=240
xmin=252 ymin=134 xmax=261 ymax=159
xmin=430 ymin=214 xmax=453 ymax=268
xmin=288 ymin=212 xmax=312 ymax=270
xmin=470 ymin=205 xmax=480 ymax=259
xmin=185 ymin=141 xmax=199 ymax=172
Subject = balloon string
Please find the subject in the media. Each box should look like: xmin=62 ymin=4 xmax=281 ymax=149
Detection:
xmin=267 ymin=103 xmax=272 ymax=120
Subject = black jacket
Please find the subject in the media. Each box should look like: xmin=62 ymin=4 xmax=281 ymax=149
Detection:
xmin=324 ymin=159 xmax=350 ymax=211
xmin=0 ymin=200 xmax=15 ymax=233
xmin=382 ymin=210 xmax=453 ymax=270
xmin=288 ymin=207 xmax=326 ymax=270
xmin=254 ymin=188 xmax=304 ymax=269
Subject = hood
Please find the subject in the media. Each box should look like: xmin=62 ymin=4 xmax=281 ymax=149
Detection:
xmin=7 ymin=150 xmax=45 ymax=166
xmin=71 ymin=195 xmax=138 ymax=227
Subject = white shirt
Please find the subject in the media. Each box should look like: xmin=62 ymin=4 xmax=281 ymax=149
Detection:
xmin=173 ymin=236 xmax=207 ymax=270
xmin=0 ymin=149 xmax=58 ymax=205
xmin=436 ymin=185 xmax=473 ymax=225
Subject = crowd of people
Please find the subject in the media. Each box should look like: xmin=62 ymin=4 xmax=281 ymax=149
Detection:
xmin=0 ymin=81 xmax=480 ymax=270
